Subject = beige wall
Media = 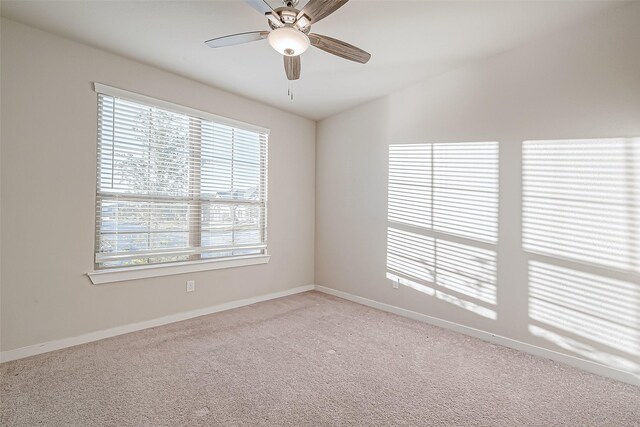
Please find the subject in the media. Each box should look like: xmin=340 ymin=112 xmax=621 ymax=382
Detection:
xmin=0 ymin=18 xmax=315 ymax=352
xmin=316 ymin=3 xmax=640 ymax=377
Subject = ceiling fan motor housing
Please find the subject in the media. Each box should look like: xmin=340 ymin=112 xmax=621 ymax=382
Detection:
xmin=269 ymin=6 xmax=311 ymax=33
xmin=279 ymin=8 xmax=298 ymax=24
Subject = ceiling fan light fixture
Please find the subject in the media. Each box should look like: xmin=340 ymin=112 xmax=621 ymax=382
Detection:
xmin=268 ymin=26 xmax=310 ymax=56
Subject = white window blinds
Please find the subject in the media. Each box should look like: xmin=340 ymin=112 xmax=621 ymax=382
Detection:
xmin=94 ymin=85 xmax=268 ymax=269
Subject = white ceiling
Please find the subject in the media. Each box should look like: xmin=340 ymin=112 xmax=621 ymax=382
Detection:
xmin=0 ymin=0 xmax=621 ymax=120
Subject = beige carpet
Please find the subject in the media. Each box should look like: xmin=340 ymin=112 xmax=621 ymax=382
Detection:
xmin=1 ymin=291 xmax=638 ymax=426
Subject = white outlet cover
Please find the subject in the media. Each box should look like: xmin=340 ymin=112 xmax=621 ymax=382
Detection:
xmin=186 ymin=280 xmax=195 ymax=292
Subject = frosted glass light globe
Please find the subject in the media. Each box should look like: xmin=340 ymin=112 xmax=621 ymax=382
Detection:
xmin=268 ymin=27 xmax=310 ymax=56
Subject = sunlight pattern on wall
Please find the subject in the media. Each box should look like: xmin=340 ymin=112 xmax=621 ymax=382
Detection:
xmin=436 ymin=240 xmax=497 ymax=304
xmin=388 ymin=145 xmax=432 ymax=229
xmin=529 ymin=261 xmax=639 ymax=356
xmin=529 ymin=325 xmax=639 ymax=374
xmin=387 ymin=142 xmax=499 ymax=318
xmin=387 ymin=230 xmax=497 ymax=304
xmin=387 ymin=228 xmax=435 ymax=284
xmin=433 ymin=143 xmax=499 ymax=243
xmin=523 ymin=138 xmax=640 ymax=271
xmin=524 ymin=137 xmax=640 ymax=373
xmin=389 ymin=143 xmax=499 ymax=243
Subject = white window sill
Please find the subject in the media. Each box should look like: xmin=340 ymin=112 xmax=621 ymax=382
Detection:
xmin=88 ymin=254 xmax=270 ymax=285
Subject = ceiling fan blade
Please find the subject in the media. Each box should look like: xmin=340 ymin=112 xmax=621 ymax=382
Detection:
xmin=243 ymin=0 xmax=274 ymax=15
xmin=308 ymin=34 xmax=371 ymax=64
xmin=297 ymin=0 xmax=349 ymax=26
xmin=205 ymin=31 xmax=269 ymax=48
xmin=284 ymin=55 xmax=301 ymax=80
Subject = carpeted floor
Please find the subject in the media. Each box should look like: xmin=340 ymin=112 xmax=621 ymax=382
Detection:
xmin=1 ymin=291 xmax=638 ymax=426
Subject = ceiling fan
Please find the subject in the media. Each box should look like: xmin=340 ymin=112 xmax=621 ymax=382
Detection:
xmin=205 ymin=0 xmax=371 ymax=84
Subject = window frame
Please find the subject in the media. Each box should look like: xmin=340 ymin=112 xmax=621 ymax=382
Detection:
xmin=88 ymin=83 xmax=270 ymax=284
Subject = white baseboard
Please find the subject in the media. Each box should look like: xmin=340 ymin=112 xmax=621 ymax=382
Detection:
xmin=3 ymin=283 xmax=637 ymax=387
xmin=313 ymin=285 xmax=639 ymax=387
xmin=0 ymin=285 xmax=314 ymax=363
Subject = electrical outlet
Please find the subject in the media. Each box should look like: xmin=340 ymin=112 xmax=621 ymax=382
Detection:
xmin=186 ymin=280 xmax=195 ymax=292
xmin=391 ymin=278 xmax=399 ymax=289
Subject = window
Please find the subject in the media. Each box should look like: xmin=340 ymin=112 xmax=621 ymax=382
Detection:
xmin=93 ymin=84 xmax=268 ymax=276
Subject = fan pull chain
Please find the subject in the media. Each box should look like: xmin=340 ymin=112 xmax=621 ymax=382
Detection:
xmin=288 ymin=81 xmax=294 ymax=101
